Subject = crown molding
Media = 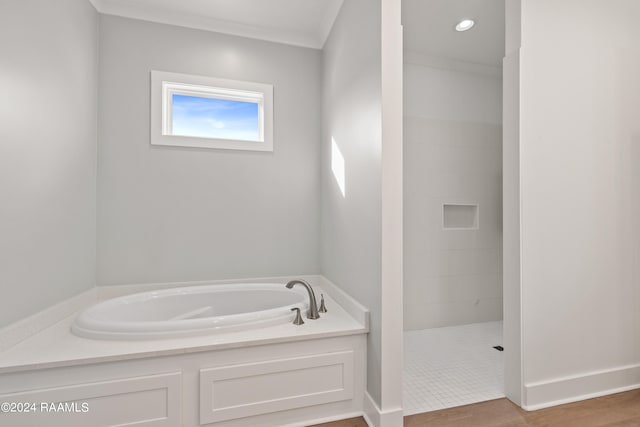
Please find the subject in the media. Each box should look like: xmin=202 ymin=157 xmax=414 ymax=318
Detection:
xmin=404 ymin=50 xmax=503 ymax=78
xmin=89 ymin=0 xmax=343 ymax=50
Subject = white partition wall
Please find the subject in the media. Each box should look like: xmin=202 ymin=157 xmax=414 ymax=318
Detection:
xmin=380 ymin=0 xmax=404 ymax=425
xmin=320 ymin=0 xmax=384 ymax=411
xmin=0 ymin=0 xmax=99 ymax=327
xmin=509 ymin=0 xmax=640 ymax=410
xmin=502 ymin=0 xmax=523 ymax=406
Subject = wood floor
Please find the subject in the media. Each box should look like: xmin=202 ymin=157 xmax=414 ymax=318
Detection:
xmin=310 ymin=389 xmax=640 ymax=427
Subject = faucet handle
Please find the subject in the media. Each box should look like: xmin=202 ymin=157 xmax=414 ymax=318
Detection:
xmin=291 ymin=307 xmax=304 ymax=325
xmin=319 ymin=294 xmax=328 ymax=313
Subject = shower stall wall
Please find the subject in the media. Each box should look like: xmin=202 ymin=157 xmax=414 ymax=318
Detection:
xmin=403 ymin=60 xmax=503 ymax=330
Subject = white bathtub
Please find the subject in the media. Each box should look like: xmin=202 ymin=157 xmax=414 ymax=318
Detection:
xmin=71 ymin=283 xmax=309 ymax=340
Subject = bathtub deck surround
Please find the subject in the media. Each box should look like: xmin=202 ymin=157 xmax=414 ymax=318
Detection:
xmin=0 ymin=276 xmax=369 ymax=427
xmin=0 ymin=288 xmax=98 ymax=352
xmin=0 ymin=276 xmax=367 ymax=372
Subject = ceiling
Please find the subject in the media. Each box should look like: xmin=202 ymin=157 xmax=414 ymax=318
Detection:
xmin=403 ymin=0 xmax=505 ymax=67
xmin=89 ymin=0 xmax=344 ymax=49
xmin=89 ymin=0 xmax=504 ymax=62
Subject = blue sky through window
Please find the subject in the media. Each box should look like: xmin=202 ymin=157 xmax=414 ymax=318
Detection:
xmin=171 ymin=94 xmax=260 ymax=141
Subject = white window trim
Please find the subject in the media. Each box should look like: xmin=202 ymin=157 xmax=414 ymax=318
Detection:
xmin=150 ymin=70 xmax=274 ymax=152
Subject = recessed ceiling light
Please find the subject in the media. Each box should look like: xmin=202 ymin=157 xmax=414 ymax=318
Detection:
xmin=455 ymin=19 xmax=475 ymax=32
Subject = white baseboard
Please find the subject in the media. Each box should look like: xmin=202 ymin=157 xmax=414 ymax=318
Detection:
xmin=523 ymin=363 xmax=640 ymax=410
xmin=280 ymin=411 xmax=364 ymax=427
xmin=0 ymin=288 xmax=97 ymax=352
xmin=363 ymin=391 xmax=403 ymax=427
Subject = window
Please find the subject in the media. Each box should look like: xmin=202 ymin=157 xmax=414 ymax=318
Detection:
xmin=151 ymin=71 xmax=273 ymax=151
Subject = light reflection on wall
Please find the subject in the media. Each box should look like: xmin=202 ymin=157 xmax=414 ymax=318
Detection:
xmin=331 ymin=137 xmax=346 ymax=197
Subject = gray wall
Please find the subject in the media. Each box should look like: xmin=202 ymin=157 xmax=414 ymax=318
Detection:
xmin=403 ymin=62 xmax=503 ymax=330
xmin=321 ymin=0 xmax=383 ymax=405
xmin=0 ymin=0 xmax=98 ymax=326
xmin=98 ymin=16 xmax=322 ymax=285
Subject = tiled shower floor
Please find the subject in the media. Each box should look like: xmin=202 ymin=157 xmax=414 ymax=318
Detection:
xmin=403 ymin=321 xmax=504 ymax=415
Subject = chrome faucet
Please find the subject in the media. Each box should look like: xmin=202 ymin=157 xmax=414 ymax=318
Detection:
xmin=285 ymin=279 xmax=320 ymax=319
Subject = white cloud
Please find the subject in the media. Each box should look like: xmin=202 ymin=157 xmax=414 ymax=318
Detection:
xmin=204 ymin=118 xmax=225 ymax=129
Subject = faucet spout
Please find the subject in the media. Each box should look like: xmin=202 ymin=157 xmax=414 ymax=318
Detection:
xmin=285 ymin=280 xmax=320 ymax=320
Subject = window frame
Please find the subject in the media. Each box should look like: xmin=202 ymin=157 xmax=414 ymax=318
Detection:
xmin=150 ymin=70 xmax=274 ymax=152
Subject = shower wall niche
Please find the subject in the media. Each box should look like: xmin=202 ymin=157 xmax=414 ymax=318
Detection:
xmin=404 ymin=59 xmax=503 ymax=330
